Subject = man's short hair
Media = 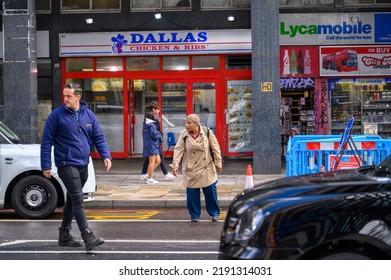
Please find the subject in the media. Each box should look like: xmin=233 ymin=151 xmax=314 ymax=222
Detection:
xmin=64 ymin=83 xmax=83 ymax=96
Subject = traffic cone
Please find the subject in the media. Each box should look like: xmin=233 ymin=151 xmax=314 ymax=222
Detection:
xmin=245 ymin=165 xmax=254 ymax=190
xmin=320 ymin=165 xmax=325 ymax=173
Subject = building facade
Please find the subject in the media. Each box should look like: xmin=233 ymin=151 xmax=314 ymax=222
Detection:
xmin=0 ymin=0 xmax=390 ymax=160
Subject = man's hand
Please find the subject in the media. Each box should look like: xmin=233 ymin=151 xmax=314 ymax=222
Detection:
xmin=104 ymin=158 xmax=112 ymax=171
xmin=172 ymin=167 xmax=178 ymax=177
xmin=217 ymin=165 xmax=223 ymax=173
xmin=43 ymin=170 xmax=51 ymax=179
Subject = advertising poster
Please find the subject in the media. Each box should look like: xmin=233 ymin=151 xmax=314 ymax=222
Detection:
xmin=280 ymin=46 xmax=319 ymax=77
xmin=227 ymin=81 xmax=253 ymax=153
xmin=320 ymin=45 xmax=391 ymax=76
xmin=280 ymin=13 xmax=391 ymax=45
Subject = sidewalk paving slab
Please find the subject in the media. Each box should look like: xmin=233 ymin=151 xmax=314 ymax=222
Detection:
xmin=88 ymin=158 xmax=286 ymax=209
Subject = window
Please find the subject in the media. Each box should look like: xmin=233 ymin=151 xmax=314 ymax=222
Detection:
xmin=65 ymin=58 xmax=93 ymax=72
xmin=0 ymin=62 xmax=3 ymax=121
xmin=37 ymin=59 xmax=53 ymax=142
xmin=163 ymin=56 xmax=189 ymax=70
xmin=62 ymin=0 xmax=120 ymax=11
xmin=279 ymin=0 xmax=333 ymax=4
xmin=36 ymin=0 xmax=51 ymax=12
xmin=192 ymin=56 xmax=220 ymax=70
xmin=126 ymin=57 xmax=160 ymax=71
xmin=96 ymin=57 xmax=123 ymax=72
xmin=131 ymin=0 xmax=191 ymax=10
xmin=225 ymin=55 xmax=251 ymax=70
xmin=202 ymin=0 xmax=250 ymax=8
xmin=344 ymin=0 xmax=390 ymax=4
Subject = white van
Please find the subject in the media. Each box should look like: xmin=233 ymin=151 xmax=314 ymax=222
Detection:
xmin=0 ymin=121 xmax=96 ymax=219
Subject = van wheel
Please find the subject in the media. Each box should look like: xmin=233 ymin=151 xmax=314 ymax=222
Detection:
xmin=320 ymin=252 xmax=371 ymax=260
xmin=11 ymin=175 xmax=58 ymax=219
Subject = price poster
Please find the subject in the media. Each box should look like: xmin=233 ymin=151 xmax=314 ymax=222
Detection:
xmin=227 ymin=81 xmax=253 ymax=153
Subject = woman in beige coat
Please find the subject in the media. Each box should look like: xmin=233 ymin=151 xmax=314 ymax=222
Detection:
xmin=172 ymin=114 xmax=223 ymax=222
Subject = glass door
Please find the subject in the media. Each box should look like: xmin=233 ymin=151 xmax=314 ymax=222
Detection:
xmin=161 ymin=81 xmax=188 ymax=156
xmin=128 ymin=79 xmax=158 ymax=156
xmin=192 ymin=81 xmax=217 ymax=133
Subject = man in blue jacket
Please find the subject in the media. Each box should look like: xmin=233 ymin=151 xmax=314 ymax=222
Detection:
xmin=40 ymin=83 xmax=112 ymax=251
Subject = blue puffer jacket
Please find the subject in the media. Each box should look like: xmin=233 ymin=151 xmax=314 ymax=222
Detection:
xmin=40 ymin=100 xmax=112 ymax=170
xmin=142 ymin=118 xmax=162 ymax=158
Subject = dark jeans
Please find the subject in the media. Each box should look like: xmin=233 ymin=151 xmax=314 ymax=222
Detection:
xmin=141 ymin=150 xmax=168 ymax=175
xmin=58 ymin=165 xmax=89 ymax=233
xmin=186 ymin=181 xmax=220 ymax=220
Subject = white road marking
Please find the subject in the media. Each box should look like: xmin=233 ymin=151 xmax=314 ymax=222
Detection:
xmin=0 ymin=251 xmax=219 ymax=254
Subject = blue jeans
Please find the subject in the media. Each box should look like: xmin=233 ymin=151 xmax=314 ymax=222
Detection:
xmin=58 ymin=166 xmax=89 ymax=232
xmin=186 ymin=181 xmax=220 ymax=220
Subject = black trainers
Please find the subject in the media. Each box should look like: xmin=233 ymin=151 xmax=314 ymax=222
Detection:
xmin=81 ymin=229 xmax=104 ymax=251
xmin=58 ymin=227 xmax=82 ymax=247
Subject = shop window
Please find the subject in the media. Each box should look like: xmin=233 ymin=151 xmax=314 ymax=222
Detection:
xmin=279 ymin=0 xmax=333 ymax=4
xmin=37 ymin=59 xmax=53 ymax=100
xmin=0 ymin=62 xmax=3 ymax=121
xmin=303 ymin=0 xmax=333 ymax=4
xmin=96 ymin=57 xmax=123 ymax=72
xmin=66 ymin=58 xmax=93 ymax=72
xmin=131 ymin=0 xmax=191 ymax=10
xmin=37 ymin=59 xmax=53 ymax=142
xmin=65 ymin=77 xmax=124 ymax=152
xmin=201 ymin=0 xmax=250 ymax=8
xmin=163 ymin=56 xmax=189 ymax=70
xmin=192 ymin=56 xmax=220 ymax=70
xmin=62 ymin=0 xmax=120 ymax=11
xmin=36 ymin=0 xmax=51 ymax=13
xmin=225 ymin=55 xmax=251 ymax=70
xmin=126 ymin=57 xmax=160 ymax=71
xmin=344 ymin=0 xmax=374 ymax=3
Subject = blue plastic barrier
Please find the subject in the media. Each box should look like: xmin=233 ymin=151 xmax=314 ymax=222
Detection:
xmin=286 ymin=135 xmax=391 ymax=177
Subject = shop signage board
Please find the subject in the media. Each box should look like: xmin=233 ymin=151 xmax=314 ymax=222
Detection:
xmin=320 ymin=45 xmax=391 ymax=76
xmin=59 ymin=30 xmax=252 ymax=57
xmin=59 ymin=13 xmax=390 ymax=57
xmin=280 ymin=13 xmax=391 ymax=45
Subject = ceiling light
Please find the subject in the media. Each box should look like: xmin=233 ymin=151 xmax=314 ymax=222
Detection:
xmin=228 ymin=16 xmax=235 ymax=22
xmin=155 ymin=13 xmax=162 ymax=19
xmin=86 ymin=18 xmax=93 ymax=24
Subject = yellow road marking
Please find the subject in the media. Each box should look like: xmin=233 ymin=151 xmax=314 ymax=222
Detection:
xmin=86 ymin=210 xmax=160 ymax=220
xmin=85 ymin=210 xmax=227 ymax=220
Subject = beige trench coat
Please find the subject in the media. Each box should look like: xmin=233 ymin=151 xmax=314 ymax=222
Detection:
xmin=172 ymin=126 xmax=222 ymax=189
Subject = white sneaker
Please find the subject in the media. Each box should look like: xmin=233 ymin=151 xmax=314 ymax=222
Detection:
xmin=140 ymin=174 xmax=148 ymax=181
xmin=146 ymin=178 xmax=159 ymax=184
xmin=164 ymin=172 xmax=176 ymax=180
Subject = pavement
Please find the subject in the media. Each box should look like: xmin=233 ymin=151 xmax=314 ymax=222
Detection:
xmin=89 ymin=158 xmax=286 ymax=209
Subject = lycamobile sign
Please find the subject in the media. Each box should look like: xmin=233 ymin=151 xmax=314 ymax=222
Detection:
xmin=279 ymin=13 xmax=384 ymax=45
xmin=280 ymin=20 xmax=372 ymax=37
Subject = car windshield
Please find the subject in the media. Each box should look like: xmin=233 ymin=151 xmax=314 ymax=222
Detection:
xmin=0 ymin=121 xmax=23 ymax=144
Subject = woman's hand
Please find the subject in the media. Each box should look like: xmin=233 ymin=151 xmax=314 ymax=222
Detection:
xmin=172 ymin=167 xmax=178 ymax=176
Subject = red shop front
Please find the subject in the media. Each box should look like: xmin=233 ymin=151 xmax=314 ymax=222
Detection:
xmin=60 ymin=30 xmax=253 ymax=159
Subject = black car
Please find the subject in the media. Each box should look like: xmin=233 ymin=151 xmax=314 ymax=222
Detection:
xmin=219 ymin=155 xmax=391 ymax=260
